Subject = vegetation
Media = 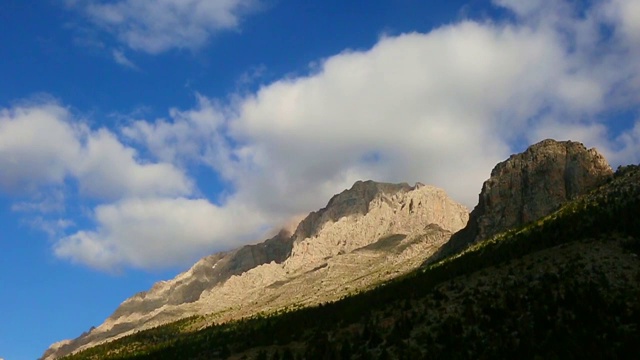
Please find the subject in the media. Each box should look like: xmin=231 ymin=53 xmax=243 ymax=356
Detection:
xmin=63 ymin=165 xmax=640 ymax=359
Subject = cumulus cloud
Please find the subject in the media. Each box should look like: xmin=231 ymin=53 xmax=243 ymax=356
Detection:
xmin=228 ymin=23 xmax=566 ymax=209
xmin=127 ymin=21 xmax=589 ymax=215
xmin=28 ymin=217 xmax=75 ymax=238
xmin=4 ymin=0 xmax=640 ymax=271
xmin=0 ymin=101 xmax=203 ymax=268
xmin=0 ymin=102 xmax=192 ymax=200
xmin=11 ymin=189 xmax=67 ymax=213
xmin=612 ymin=121 xmax=640 ymax=163
xmin=75 ymin=129 xmax=192 ymax=199
xmin=54 ymin=197 xmax=265 ymax=270
xmin=121 ymin=95 xmax=228 ymax=167
xmin=70 ymin=0 xmax=260 ymax=53
xmin=0 ymin=104 xmax=81 ymax=192
xmin=604 ymin=0 xmax=640 ymax=43
xmin=112 ymin=49 xmax=137 ymax=69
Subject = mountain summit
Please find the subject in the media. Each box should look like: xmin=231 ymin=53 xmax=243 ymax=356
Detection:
xmin=431 ymin=139 xmax=613 ymax=262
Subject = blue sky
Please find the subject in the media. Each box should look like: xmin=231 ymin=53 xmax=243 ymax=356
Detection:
xmin=1 ymin=1 xmax=639 ymax=359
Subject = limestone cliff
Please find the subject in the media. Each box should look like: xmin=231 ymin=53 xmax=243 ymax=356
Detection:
xmin=432 ymin=139 xmax=613 ymax=261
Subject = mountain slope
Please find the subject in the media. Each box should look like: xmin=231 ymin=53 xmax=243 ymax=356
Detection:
xmin=44 ymin=181 xmax=468 ymax=359
xmin=58 ymin=164 xmax=640 ymax=359
xmin=46 ymin=139 xmax=628 ymax=359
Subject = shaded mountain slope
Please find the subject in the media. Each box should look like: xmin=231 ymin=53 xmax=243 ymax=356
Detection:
xmin=60 ymin=164 xmax=640 ymax=359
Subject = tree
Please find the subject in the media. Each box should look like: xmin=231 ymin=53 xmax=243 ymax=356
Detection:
xmin=256 ymin=350 xmax=268 ymax=360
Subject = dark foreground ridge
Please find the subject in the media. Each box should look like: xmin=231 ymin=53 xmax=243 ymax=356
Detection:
xmin=61 ymin=163 xmax=640 ymax=359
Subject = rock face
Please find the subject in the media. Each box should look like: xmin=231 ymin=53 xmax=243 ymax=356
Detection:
xmin=41 ymin=231 xmax=294 ymax=360
xmin=44 ymin=180 xmax=468 ymax=359
xmin=110 ymin=230 xmax=294 ymax=320
xmin=433 ymin=139 xmax=613 ymax=261
xmin=293 ymin=181 xmax=413 ymax=241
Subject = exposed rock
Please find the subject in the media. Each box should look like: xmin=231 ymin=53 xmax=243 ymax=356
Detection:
xmin=41 ymin=342 xmax=70 ymax=360
xmin=43 ymin=181 xmax=468 ymax=359
xmin=284 ymin=182 xmax=467 ymax=272
xmin=117 ymin=229 xmax=293 ymax=317
xmin=292 ymin=181 xmax=413 ymax=241
xmin=432 ymin=139 xmax=613 ymax=261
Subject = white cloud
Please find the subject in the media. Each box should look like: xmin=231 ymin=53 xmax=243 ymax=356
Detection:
xmin=604 ymin=0 xmax=640 ymax=43
xmin=79 ymin=0 xmax=639 ymax=272
xmin=6 ymin=0 xmax=640 ymax=272
xmin=0 ymin=104 xmax=81 ymax=192
xmin=0 ymin=102 xmax=201 ymax=269
xmin=55 ymin=197 xmax=265 ymax=270
xmin=526 ymin=118 xmax=613 ymax=155
xmin=121 ymin=95 xmax=227 ymax=167
xmin=0 ymin=102 xmax=192 ymax=200
xmin=11 ymin=189 xmax=67 ymax=213
xmin=612 ymin=121 xmax=640 ymax=164
xmin=112 ymin=49 xmax=137 ymax=69
xmin=28 ymin=217 xmax=75 ymax=238
xmin=601 ymin=0 xmax=640 ymax=107
xmin=222 ymin=20 xmax=605 ymax=211
xmin=235 ymin=64 xmax=267 ymax=88
xmin=72 ymin=0 xmax=259 ymax=53
xmin=75 ymin=129 xmax=192 ymax=199
xmin=527 ymin=116 xmax=640 ymax=170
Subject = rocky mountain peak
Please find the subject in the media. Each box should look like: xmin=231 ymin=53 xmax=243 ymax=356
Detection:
xmin=292 ymin=180 xmax=414 ymax=241
xmin=432 ymin=139 xmax=613 ymax=260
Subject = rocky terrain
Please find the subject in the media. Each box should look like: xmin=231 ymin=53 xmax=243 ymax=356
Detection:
xmin=431 ymin=139 xmax=613 ymax=263
xmin=44 ymin=181 xmax=468 ymax=359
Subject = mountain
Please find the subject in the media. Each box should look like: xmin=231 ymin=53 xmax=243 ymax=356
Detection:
xmin=430 ymin=139 xmax=613 ymax=263
xmin=53 ymin=144 xmax=640 ymax=359
xmin=50 ymin=140 xmax=640 ymax=359
xmin=44 ymin=181 xmax=468 ymax=359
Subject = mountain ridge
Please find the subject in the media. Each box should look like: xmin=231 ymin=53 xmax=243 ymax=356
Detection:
xmin=45 ymin=139 xmax=619 ymax=359
xmin=44 ymin=180 xmax=467 ymax=359
xmin=54 ymin=150 xmax=640 ymax=359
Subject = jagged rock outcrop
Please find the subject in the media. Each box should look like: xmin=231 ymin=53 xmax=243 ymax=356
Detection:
xmin=432 ymin=139 xmax=613 ymax=261
xmin=111 ymin=230 xmax=293 ymax=319
xmin=293 ymin=181 xmax=413 ymax=240
xmin=44 ymin=180 xmax=468 ymax=359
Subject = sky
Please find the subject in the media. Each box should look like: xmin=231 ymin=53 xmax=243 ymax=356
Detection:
xmin=1 ymin=0 xmax=639 ymax=359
